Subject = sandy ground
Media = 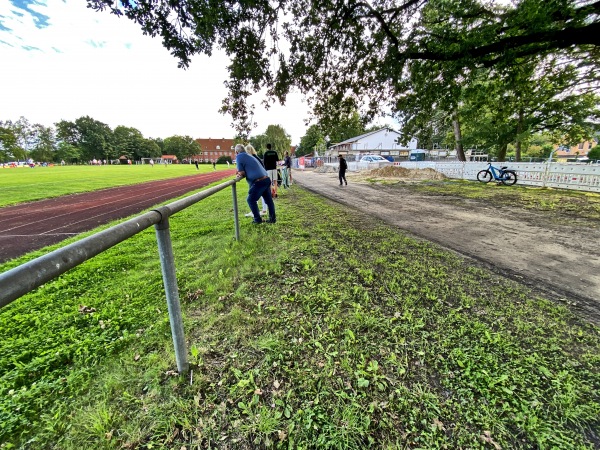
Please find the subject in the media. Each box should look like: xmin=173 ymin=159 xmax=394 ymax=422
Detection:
xmin=292 ymin=168 xmax=600 ymax=325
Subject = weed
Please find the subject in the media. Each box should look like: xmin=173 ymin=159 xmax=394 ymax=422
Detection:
xmin=0 ymin=183 xmax=598 ymax=449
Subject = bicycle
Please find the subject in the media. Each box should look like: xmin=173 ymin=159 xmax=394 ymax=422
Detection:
xmin=477 ymin=163 xmax=517 ymax=186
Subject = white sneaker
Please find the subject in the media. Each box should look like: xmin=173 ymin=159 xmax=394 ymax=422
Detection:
xmin=244 ymin=212 xmax=254 ymax=217
xmin=260 ymin=210 xmax=267 ymax=216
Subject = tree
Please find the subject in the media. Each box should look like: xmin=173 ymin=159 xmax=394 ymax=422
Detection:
xmin=66 ymin=116 xmax=115 ymax=162
xmin=0 ymin=124 xmax=19 ymax=161
xmin=55 ymin=141 xmax=81 ymax=164
xmin=1 ymin=117 xmax=36 ymax=160
xmin=30 ymin=124 xmax=56 ymax=162
xmin=138 ymin=139 xmax=162 ymax=159
xmin=250 ymin=125 xmax=291 ymax=158
xmin=89 ymin=0 xmax=600 ymax=136
xmin=456 ymin=56 xmax=600 ymax=161
xmin=588 ymin=146 xmax=600 ymax=161
xmin=163 ymin=135 xmax=200 ymax=160
xmin=298 ymin=124 xmax=324 ymax=157
xmin=113 ymin=126 xmax=145 ymax=160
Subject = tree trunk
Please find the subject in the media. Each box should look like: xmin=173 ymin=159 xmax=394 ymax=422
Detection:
xmin=452 ymin=112 xmax=466 ymax=161
xmin=497 ymin=143 xmax=508 ymax=161
xmin=515 ymin=108 xmax=523 ymax=162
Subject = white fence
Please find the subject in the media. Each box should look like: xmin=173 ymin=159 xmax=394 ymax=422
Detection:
xmin=394 ymin=161 xmax=600 ymax=193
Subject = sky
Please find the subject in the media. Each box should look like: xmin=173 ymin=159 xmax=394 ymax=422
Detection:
xmin=0 ymin=0 xmax=312 ymax=144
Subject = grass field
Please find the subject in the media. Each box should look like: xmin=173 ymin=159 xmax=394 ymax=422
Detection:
xmin=0 ymin=169 xmax=599 ymax=449
xmin=0 ymin=164 xmax=230 ymax=207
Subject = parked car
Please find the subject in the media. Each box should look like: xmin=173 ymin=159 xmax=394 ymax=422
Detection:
xmin=358 ymin=154 xmax=393 ymax=169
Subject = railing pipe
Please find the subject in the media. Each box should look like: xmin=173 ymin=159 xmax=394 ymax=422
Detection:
xmin=232 ymin=183 xmax=240 ymax=241
xmin=0 ymin=177 xmax=242 ymax=309
xmin=0 ymin=211 xmax=161 ymax=308
xmin=153 ymin=206 xmax=188 ymax=373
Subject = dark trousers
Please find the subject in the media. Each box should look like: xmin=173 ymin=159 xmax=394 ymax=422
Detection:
xmin=339 ymin=170 xmax=347 ymax=185
xmin=247 ymin=177 xmax=276 ymax=222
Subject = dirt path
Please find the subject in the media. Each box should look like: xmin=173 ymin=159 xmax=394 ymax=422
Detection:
xmin=293 ymin=169 xmax=600 ymax=325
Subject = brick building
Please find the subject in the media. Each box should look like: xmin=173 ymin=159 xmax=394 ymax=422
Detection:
xmin=192 ymin=138 xmax=236 ymax=162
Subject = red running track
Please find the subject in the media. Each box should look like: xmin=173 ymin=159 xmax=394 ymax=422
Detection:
xmin=0 ymin=170 xmax=237 ymax=263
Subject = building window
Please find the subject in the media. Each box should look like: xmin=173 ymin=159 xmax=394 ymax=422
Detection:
xmin=216 ymin=146 xmax=221 ymax=150
xmin=578 ymin=143 xmax=584 ymax=150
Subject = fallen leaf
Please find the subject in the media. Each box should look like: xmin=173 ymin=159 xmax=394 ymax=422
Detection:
xmin=78 ymin=304 xmax=96 ymax=314
xmin=134 ymin=354 xmax=140 ymax=361
xmin=480 ymin=430 xmax=502 ymax=450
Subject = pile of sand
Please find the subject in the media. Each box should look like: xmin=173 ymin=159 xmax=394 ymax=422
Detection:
xmin=314 ymin=165 xmax=338 ymax=174
xmin=350 ymin=166 xmax=447 ymax=182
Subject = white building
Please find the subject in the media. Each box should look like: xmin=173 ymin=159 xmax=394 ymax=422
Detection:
xmin=326 ymin=128 xmax=418 ymax=160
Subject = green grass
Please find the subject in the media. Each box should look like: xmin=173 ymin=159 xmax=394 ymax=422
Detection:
xmin=0 ymin=164 xmax=231 ymax=207
xmin=0 ymin=178 xmax=599 ymax=449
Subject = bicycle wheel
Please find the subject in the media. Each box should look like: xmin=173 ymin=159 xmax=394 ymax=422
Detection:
xmin=477 ymin=170 xmax=492 ymax=183
xmin=501 ymin=171 xmax=517 ymax=186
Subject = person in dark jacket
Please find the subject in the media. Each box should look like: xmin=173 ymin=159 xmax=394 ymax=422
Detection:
xmin=338 ymin=154 xmax=348 ymax=186
xmin=282 ymin=151 xmax=292 ymax=187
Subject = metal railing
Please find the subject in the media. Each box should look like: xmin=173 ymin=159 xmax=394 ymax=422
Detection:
xmin=0 ymin=177 xmax=243 ymax=374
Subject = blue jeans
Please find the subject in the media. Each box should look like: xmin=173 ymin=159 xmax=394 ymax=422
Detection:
xmin=248 ymin=177 xmax=276 ymax=223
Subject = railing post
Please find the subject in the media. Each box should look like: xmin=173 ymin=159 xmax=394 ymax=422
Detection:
xmin=154 ymin=208 xmax=189 ymax=374
xmin=232 ymin=183 xmax=240 ymax=241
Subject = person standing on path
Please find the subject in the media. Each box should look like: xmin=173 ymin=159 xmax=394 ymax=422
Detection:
xmin=263 ymin=143 xmax=279 ymax=197
xmin=195 ymin=160 xmax=199 ymax=170
xmin=235 ymin=144 xmax=276 ymax=224
xmin=282 ymin=151 xmax=292 ymax=187
xmin=213 ymin=161 xmax=216 ymax=170
xmin=338 ymin=154 xmax=348 ymax=186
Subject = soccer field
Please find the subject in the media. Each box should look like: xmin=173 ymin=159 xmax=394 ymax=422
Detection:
xmin=0 ymin=164 xmax=229 ymax=207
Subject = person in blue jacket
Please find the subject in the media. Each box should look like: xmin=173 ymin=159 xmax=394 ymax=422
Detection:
xmin=235 ymin=144 xmax=276 ymax=224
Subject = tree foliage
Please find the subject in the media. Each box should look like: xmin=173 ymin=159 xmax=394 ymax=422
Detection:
xmin=0 ymin=124 xmax=20 ymax=161
xmin=30 ymin=124 xmax=56 ymax=162
xmin=588 ymin=146 xmax=600 ymax=161
xmin=298 ymin=124 xmax=324 ymax=157
xmin=250 ymin=124 xmax=291 ymax=158
xmin=89 ymin=0 xmax=600 ymax=142
xmin=163 ymin=135 xmax=201 ymax=160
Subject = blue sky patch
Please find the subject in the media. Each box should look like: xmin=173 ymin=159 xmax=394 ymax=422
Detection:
xmin=0 ymin=18 xmax=12 ymax=32
xmin=10 ymin=0 xmax=50 ymax=29
xmin=22 ymin=44 xmax=41 ymax=51
xmin=86 ymin=39 xmax=106 ymax=48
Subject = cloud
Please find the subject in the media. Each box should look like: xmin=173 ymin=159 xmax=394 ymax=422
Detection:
xmin=0 ymin=0 xmax=310 ymax=143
